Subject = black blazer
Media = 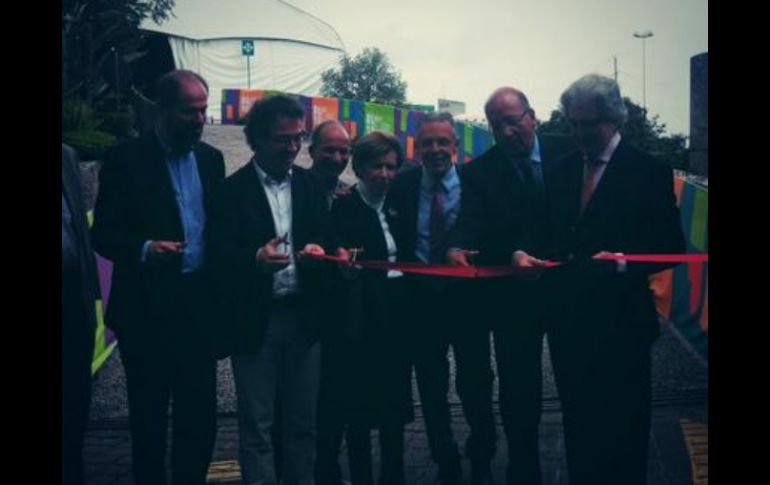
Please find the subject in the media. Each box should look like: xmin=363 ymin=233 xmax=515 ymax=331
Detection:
xmin=326 ymin=187 xmax=394 ymax=340
xmin=546 ymin=140 xmax=685 ymax=343
xmin=207 ymin=163 xmax=329 ymax=354
xmin=91 ymin=133 xmax=226 ymax=334
xmin=449 ymin=141 xmax=558 ymax=266
xmin=384 ymin=166 xmax=423 ymax=263
xmin=62 ymin=143 xmax=98 ymax=332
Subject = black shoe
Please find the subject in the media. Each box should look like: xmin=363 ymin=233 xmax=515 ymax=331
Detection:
xmin=435 ymin=475 xmax=462 ymax=485
xmin=436 ymin=465 xmax=463 ymax=485
xmin=470 ymin=462 xmax=494 ymax=485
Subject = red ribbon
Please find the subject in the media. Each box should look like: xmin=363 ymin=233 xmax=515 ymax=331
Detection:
xmin=302 ymin=252 xmax=707 ymax=279
xmin=594 ymin=253 xmax=708 ymax=263
xmin=302 ymin=254 xmax=559 ymax=278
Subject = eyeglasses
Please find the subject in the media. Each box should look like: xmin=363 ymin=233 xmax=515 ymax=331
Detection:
xmin=491 ymin=111 xmax=531 ymax=130
xmin=568 ymin=119 xmax=604 ymax=130
xmin=270 ymin=132 xmax=306 ymax=146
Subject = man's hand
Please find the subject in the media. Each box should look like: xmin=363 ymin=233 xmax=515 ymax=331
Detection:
xmin=512 ymin=250 xmax=546 ymax=280
xmin=447 ymin=249 xmax=477 ymax=267
xmin=512 ymin=250 xmax=547 ymax=267
xmin=335 ymin=247 xmax=351 ymax=262
xmin=256 ymin=235 xmax=291 ymax=272
xmin=147 ymin=240 xmax=186 ymax=262
xmin=335 ymin=247 xmax=360 ymax=279
xmin=299 ymin=243 xmax=326 ymax=257
xmin=334 ymin=185 xmax=352 ymax=198
xmin=590 ymin=251 xmax=627 ymax=274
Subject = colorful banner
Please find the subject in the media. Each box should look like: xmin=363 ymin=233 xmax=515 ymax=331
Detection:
xmin=311 ymin=97 xmax=339 ymax=127
xmin=220 ymin=89 xmax=493 ymax=165
xmin=651 ymin=176 xmax=708 ymax=360
xmin=364 ymin=102 xmax=395 ymax=135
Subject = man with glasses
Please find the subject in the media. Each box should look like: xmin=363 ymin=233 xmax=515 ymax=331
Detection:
xmin=448 ymin=87 xmax=561 ymax=485
xmin=207 ymin=94 xmax=329 ymax=485
xmin=544 ymin=74 xmax=684 ymax=485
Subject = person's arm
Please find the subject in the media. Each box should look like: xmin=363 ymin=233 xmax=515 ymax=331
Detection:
xmin=91 ymin=147 xmax=149 ymax=266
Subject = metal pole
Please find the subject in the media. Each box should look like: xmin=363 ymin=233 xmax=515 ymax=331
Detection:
xmin=633 ymin=30 xmax=653 ymax=115
xmin=642 ymin=39 xmax=647 ymax=111
xmin=247 ymin=54 xmax=251 ymax=89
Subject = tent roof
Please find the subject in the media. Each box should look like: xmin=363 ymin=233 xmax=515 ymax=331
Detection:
xmin=140 ymin=0 xmax=344 ymax=50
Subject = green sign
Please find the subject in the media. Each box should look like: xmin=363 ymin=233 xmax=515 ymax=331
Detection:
xmin=242 ymin=40 xmax=254 ymax=56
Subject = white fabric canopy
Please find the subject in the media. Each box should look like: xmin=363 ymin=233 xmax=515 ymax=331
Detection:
xmin=141 ymin=0 xmax=345 ymax=121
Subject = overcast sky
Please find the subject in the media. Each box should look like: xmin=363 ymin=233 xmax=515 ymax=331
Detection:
xmin=287 ymin=0 xmax=708 ymax=137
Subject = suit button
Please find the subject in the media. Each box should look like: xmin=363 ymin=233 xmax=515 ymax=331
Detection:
xmin=570 ymin=226 xmax=576 ymax=233
xmin=568 ymin=253 xmax=575 ymax=261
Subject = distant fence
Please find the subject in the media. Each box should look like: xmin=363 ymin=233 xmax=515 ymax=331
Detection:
xmin=221 ymin=89 xmax=494 ymax=164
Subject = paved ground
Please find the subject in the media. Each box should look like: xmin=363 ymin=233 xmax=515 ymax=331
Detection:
xmin=86 ymin=322 xmax=707 ymax=485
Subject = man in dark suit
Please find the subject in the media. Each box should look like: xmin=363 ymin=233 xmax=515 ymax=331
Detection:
xmin=386 ymin=112 xmax=496 ymax=485
xmin=91 ymin=70 xmax=226 ymax=485
xmin=542 ymin=74 xmax=685 ymax=485
xmin=207 ymin=95 xmax=328 ymax=485
xmin=62 ymin=143 xmax=98 ymax=485
xmin=308 ymin=120 xmax=352 ymax=208
xmin=448 ymin=87 xmax=560 ymax=485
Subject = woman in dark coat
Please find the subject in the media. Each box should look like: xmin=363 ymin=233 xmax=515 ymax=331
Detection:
xmin=316 ymin=131 xmax=414 ymax=485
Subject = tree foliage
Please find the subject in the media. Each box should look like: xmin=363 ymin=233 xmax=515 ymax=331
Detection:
xmin=62 ymin=0 xmax=175 ymax=103
xmin=321 ymin=47 xmax=407 ymax=105
xmin=537 ymin=98 xmax=689 ymax=170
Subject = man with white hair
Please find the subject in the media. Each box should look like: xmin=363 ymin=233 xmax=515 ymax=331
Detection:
xmin=544 ymin=74 xmax=685 ymax=485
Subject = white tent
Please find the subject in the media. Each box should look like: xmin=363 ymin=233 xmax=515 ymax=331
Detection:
xmin=140 ymin=0 xmax=345 ymax=121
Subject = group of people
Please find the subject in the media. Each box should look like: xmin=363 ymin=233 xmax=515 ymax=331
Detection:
xmin=62 ymin=68 xmax=685 ymax=485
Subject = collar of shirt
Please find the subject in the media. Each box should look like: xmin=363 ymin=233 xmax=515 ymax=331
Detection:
xmin=356 ymin=182 xmax=385 ymax=212
xmin=586 ymin=131 xmax=622 ymax=165
xmin=530 ymin=136 xmax=542 ymax=166
xmin=154 ymin=123 xmax=195 ymax=158
xmin=253 ymin=157 xmax=292 ymax=188
xmin=420 ymin=163 xmax=459 ymax=194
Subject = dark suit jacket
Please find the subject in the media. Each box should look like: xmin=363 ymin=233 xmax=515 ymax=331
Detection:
xmin=449 ymin=140 xmax=558 ymax=266
xmin=327 ymin=187 xmax=393 ymax=340
xmin=385 ymin=166 xmax=423 ymax=264
xmin=207 ymin=163 xmax=329 ymax=355
xmin=62 ymin=143 xmax=98 ymax=333
xmin=545 ymin=140 xmax=685 ymax=343
xmin=91 ymin=133 xmax=226 ymax=335
xmin=386 ymin=165 xmax=471 ymax=264
xmin=323 ymin=187 xmax=414 ymax=423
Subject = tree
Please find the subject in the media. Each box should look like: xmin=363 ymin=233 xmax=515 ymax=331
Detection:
xmin=320 ymin=47 xmax=407 ymax=105
xmin=62 ymin=1 xmax=175 ymax=157
xmin=537 ymin=98 xmax=689 ymax=170
xmin=62 ymin=0 xmax=175 ymax=104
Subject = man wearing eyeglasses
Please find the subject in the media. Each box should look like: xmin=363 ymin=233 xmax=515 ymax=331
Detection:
xmin=448 ymin=87 xmax=561 ymax=485
xmin=544 ymin=74 xmax=684 ymax=485
xmin=207 ymin=94 xmax=329 ymax=485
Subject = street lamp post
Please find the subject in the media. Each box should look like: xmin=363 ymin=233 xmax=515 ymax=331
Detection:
xmin=633 ymin=30 xmax=654 ymax=114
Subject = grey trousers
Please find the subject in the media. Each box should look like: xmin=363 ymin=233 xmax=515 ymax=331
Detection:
xmin=232 ymin=306 xmax=321 ymax=485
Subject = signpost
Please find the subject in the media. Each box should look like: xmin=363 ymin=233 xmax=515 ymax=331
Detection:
xmin=242 ymin=40 xmax=254 ymax=89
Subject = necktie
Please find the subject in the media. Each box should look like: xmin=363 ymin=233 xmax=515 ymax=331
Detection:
xmin=580 ymin=159 xmax=605 ymax=213
xmin=516 ymin=158 xmax=536 ymax=187
xmin=429 ymin=181 xmax=446 ymax=263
